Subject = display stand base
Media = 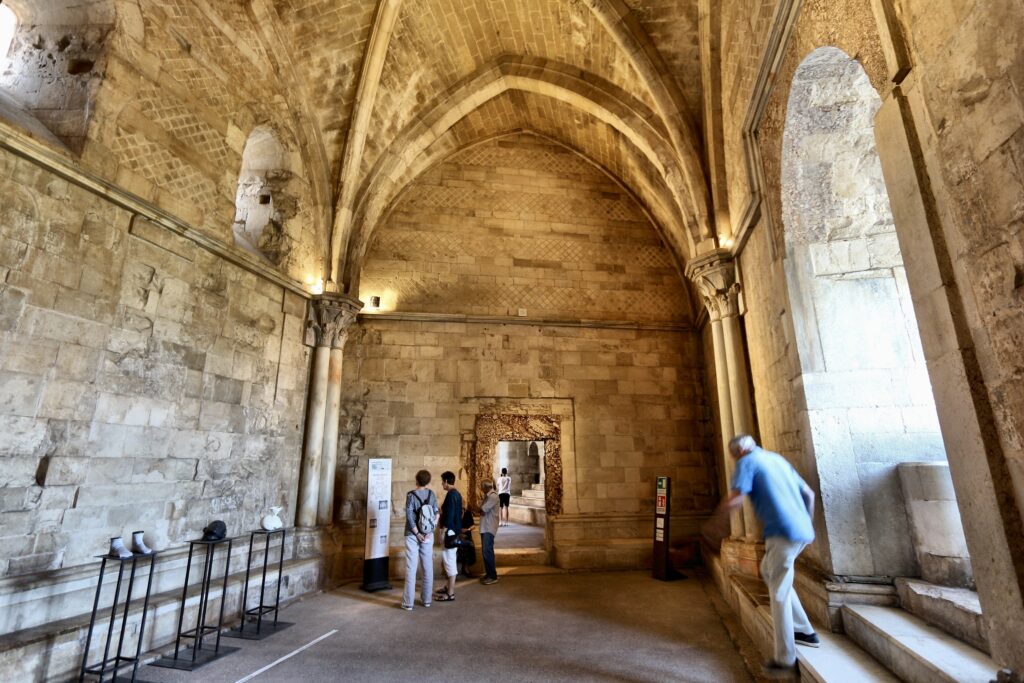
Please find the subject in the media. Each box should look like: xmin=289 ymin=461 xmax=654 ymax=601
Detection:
xmin=360 ymin=557 xmax=391 ymax=592
xmin=223 ymin=620 xmax=294 ymax=641
xmin=653 ymin=568 xmax=687 ymax=582
xmin=150 ymin=645 xmax=240 ymax=671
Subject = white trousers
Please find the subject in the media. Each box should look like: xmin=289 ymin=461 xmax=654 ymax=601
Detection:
xmin=761 ymin=537 xmax=814 ymax=665
xmin=403 ymin=534 xmax=434 ymax=608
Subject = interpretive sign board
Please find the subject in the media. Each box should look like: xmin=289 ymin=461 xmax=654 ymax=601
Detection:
xmin=361 ymin=458 xmax=393 ymax=592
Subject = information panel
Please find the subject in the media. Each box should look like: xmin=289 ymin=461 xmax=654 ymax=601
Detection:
xmin=361 ymin=458 xmax=393 ymax=591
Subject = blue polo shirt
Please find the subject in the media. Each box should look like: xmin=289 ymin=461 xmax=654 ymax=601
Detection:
xmin=731 ymin=448 xmax=814 ymax=543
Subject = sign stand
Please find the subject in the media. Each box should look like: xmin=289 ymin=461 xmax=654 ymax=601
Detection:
xmin=653 ymin=476 xmax=683 ymax=581
xmin=360 ymin=458 xmax=393 ymax=592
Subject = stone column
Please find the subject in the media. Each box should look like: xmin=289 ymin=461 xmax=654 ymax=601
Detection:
xmin=687 ymin=250 xmax=757 ymax=538
xmin=297 ymin=294 xmax=360 ymax=529
xmin=317 ymin=300 xmax=359 ymax=526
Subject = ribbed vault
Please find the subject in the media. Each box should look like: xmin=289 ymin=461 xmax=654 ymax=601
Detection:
xmin=304 ymin=0 xmax=712 ymax=291
xmin=338 ymin=56 xmax=703 ymax=292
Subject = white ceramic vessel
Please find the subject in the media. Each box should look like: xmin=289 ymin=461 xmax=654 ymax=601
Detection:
xmin=261 ymin=506 xmax=284 ymax=531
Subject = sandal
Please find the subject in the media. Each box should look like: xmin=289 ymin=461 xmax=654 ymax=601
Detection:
xmin=434 ymin=592 xmax=456 ymax=602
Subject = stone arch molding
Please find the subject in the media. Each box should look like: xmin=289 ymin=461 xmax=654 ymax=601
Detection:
xmin=337 ymin=56 xmax=707 ymax=294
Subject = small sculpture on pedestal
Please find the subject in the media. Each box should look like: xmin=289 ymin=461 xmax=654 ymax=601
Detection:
xmin=261 ymin=506 xmax=284 ymax=532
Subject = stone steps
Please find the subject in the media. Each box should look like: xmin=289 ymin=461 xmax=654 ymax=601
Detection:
xmin=508 ymin=504 xmax=546 ymax=526
xmin=520 ymin=487 xmax=545 ymax=500
xmin=796 ymin=628 xmax=900 ymax=683
xmin=842 ymin=604 xmax=997 ymax=683
xmin=510 ymin=495 xmax=544 ymax=508
xmin=895 ymin=578 xmax=988 ymax=653
xmin=494 ymin=547 xmax=548 ymax=566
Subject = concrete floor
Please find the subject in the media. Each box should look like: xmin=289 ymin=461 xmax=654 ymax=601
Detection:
xmin=137 ymin=571 xmax=753 ymax=683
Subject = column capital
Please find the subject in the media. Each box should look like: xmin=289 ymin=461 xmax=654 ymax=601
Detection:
xmin=306 ymin=293 xmax=362 ymax=348
xmin=685 ymin=248 xmax=741 ymax=321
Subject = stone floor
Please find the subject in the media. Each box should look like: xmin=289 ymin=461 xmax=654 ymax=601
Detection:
xmin=138 ymin=571 xmax=754 ymax=683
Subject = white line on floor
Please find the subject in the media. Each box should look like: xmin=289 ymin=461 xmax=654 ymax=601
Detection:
xmin=232 ymin=629 xmax=339 ymax=683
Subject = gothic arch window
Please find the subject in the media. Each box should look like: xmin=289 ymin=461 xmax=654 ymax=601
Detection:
xmin=0 ymin=0 xmax=114 ymax=151
xmin=0 ymin=5 xmax=15 ymax=62
xmin=781 ymin=47 xmax=966 ymax=581
xmin=232 ymin=126 xmax=296 ymax=266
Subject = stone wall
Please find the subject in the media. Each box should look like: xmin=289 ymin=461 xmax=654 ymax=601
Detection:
xmin=335 ymin=318 xmax=715 ymax=570
xmin=337 ymin=131 xmax=715 ymax=569
xmin=359 ymin=133 xmax=692 ymax=323
xmin=893 ymin=0 xmax=1024 ymax=562
xmin=719 ymin=0 xmax=1024 ymax=668
xmin=0 ymin=145 xmax=310 ymax=582
xmin=0 ymin=0 xmax=325 ymax=281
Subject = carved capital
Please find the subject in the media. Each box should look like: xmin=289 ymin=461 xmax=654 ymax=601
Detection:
xmin=305 ymin=294 xmax=362 ymax=348
xmin=685 ymin=249 xmax=741 ymax=322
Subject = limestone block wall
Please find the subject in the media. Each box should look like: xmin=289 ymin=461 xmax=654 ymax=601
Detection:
xmin=343 ymin=132 xmax=713 ymax=571
xmin=0 ymin=0 xmax=324 ymax=281
xmin=892 ymin=0 xmax=1024 ymax=559
xmin=335 ymin=318 xmax=715 ymax=564
xmin=0 ymin=146 xmax=310 ymax=582
xmin=359 ymin=133 xmax=690 ymax=323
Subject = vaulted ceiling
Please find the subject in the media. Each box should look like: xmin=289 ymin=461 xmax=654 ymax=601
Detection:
xmin=269 ymin=0 xmax=712 ymax=293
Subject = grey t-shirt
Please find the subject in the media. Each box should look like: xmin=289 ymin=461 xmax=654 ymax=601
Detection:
xmin=480 ymin=490 xmax=500 ymax=535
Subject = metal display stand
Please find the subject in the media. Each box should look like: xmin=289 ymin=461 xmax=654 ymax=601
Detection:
xmin=79 ymin=552 xmax=159 ymax=683
xmin=151 ymin=538 xmax=238 ymax=671
xmin=224 ymin=528 xmax=292 ymax=640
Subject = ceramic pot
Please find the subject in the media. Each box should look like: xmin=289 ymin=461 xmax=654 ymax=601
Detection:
xmin=261 ymin=506 xmax=283 ymax=531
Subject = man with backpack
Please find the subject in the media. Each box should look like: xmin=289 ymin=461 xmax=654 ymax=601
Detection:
xmin=435 ymin=471 xmax=463 ymax=602
xmin=403 ymin=469 xmax=438 ymax=611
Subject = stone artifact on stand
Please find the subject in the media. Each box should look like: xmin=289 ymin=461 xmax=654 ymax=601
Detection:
xmin=261 ymin=506 xmax=284 ymax=532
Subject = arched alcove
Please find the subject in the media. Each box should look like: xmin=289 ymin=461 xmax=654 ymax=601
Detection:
xmin=0 ymin=0 xmax=114 ymax=151
xmin=232 ymin=126 xmax=296 ymax=265
xmin=781 ymin=47 xmax=962 ymax=579
xmin=0 ymin=5 xmax=15 ymax=60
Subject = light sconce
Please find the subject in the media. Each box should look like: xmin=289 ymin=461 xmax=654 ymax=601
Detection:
xmin=718 ymin=233 xmax=735 ymax=250
xmin=307 ymin=278 xmax=325 ymax=295
xmin=369 ymin=296 xmax=381 ymax=308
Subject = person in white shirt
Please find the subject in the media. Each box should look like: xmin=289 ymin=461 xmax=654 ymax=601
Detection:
xmin=497 ymin=468 xmax=512 ymax=527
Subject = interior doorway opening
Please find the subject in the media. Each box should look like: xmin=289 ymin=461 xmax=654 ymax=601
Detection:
xmin=493 ymin=440 xmax=547 ymax=551
xmin=781 ymin=47 xmax=973 ymax=588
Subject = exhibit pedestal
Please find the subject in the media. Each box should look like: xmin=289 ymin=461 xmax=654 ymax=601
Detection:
xmin=79 ymin=552 xmax=159 ymax=683
xmin=151 ymin=538 xmax=238 ymax=671
xmin=225 ymin=529 xmax=293 ymax=640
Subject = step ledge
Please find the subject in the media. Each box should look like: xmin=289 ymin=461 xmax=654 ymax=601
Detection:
xmin=843 ymin=604 xmax=997 ymax=683
xmin=796 ymin=629 xmax=901 ymax=683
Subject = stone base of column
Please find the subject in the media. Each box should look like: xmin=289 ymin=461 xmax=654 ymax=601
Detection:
xmin=292 ymin=526 xmax=347 ymax=589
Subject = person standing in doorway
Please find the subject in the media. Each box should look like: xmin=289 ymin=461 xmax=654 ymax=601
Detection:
xmin=498 ymin=468 xmax=512 ymax=527
xmin=479 ymin=480 xmax=500 ymax=584
xmin=706 ymin=434 xmax=819 ymax=678
xmin=402 ymin=470 xmax=438 ymax=611
xmin=436 ymin=471 xmax=463 ymax=602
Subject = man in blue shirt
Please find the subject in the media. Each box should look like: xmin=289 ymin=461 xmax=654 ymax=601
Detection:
xmin=710 ymin=435 xmax=819 ymax=678
xmin=435 ymin=471 xmax=463 ymax=602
